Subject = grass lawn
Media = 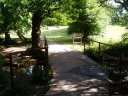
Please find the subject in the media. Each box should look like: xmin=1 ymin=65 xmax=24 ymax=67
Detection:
xmin=41 ymin=28 xmax=72 ymax=44
xmin=3 ymin=25 xmax=126 ymax=52
xmin=41 ymin=27 xmax=84 ymax=51
xmin=41 ymin=25 xmax=127 ymax=52
xmin=93 ymin=25 xmax=126 ymax=43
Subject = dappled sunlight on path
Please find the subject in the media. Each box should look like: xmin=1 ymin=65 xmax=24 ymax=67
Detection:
xmin=46 ymin=41 xmax=109 ymax=96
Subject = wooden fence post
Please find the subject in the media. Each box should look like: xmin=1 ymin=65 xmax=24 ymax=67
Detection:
xmin=98 ymin=42 xmax=101 ymax=62
xmin=119 ymin=47 xmax=123 ymax=76
xmin=9 ymin=54 xmax=14 ymax=88
xmin=83 ymin=38 xmax=86 ymax=54
xmin=44 ymin=36 xmax=48 ymax=64
xmin=99 ymin=42 xmax=101 ymax=55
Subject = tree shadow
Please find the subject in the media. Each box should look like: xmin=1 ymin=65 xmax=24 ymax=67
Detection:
xmin=47 ymin=48 xmax=109 ymax=96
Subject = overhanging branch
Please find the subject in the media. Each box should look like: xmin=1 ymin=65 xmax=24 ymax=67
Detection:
xmin=114 ymin=0 xmax=128 ymax=11
xmin=42 ymin=7 xmax=60 ymax=18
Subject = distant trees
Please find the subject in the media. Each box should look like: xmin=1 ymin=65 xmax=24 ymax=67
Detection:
xmin=99 ymin=0 xmax=128 ymax=27
xmin=68 ymin=0 xmax=110 ymax=39
xmin=98 ymin=0 xmax=128 ymax=43
xmin=99 ymin=0 xmax=128 ymax=11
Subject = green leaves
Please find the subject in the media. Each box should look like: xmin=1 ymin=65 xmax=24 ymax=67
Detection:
xmin=0 ymin=0 xmax=31 ymax=34
xmin=68 ymin=0 xmax=110 ymax=38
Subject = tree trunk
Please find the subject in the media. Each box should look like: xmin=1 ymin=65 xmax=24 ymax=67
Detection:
xmin=17 ymin=31 xmax=27 ymax=43
xmin=32 ymin=10 xmax=43 ymax=49
xmin=4 ymin=32 xmax=12 ymax=44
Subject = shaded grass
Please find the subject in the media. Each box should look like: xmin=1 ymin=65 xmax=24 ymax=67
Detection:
xmin=41 ymin=28 xmax=73 ymax=45
xmin=41 ymin=28 xmax=84 ymax=52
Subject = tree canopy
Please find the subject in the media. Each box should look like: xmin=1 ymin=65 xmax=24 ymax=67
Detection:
xmin=99 ymin=0 xmax=128 ymax=27
xmin=99 ymin=0 xmax=128 ymax=11
xmin=68 ymin=0 xmax=110 ymax=39
xmin=0 ymin=0 xmax=31 ymax=44
xmin=0 ymin=0 xmax=70 ymax=46
xmin=1 ymin=0 xmax=126 ymax=47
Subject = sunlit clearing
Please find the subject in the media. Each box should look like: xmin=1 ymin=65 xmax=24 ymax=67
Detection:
xmin=3 ymin=47 xmax=26 ymax=53
xmin=94 ymin=25 xmax=126 ymax=43
xmin=47 ymin=36 xmax=64 ymax=38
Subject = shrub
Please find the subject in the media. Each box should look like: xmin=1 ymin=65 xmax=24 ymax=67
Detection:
xmin=0 ymin=57 xmax=9 ymax=88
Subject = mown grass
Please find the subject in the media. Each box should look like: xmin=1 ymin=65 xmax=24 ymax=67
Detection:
xmin=40 ymin=25 xmax=127 ymax=52
xmin=41 ymin=27 xmax=84 ymax=51
xmin=41 ymin=28 xmax=73 ymax=45
xmin=2 ymin=25 xmax=126 ymax=52
xmin=93 ymin=25 xmax=126 ymax=43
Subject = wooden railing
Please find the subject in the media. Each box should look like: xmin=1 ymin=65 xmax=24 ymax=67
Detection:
xmin=83 ymin=38 xmax=128 ymax=76
xmin=39 ymin=36 xmax=48 ymax=63
xmin=6 ymin=36 xmax=49 ymax=88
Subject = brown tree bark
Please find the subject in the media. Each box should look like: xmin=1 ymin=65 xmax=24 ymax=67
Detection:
xmin=31 ymin=10 xmax=43 ymax=49
xmin=4 ymin=32 xmax=12 ymax=44
xmin=31 ymin=8 xmax=60 ymax=49
xmin=17 ymin=31 xmax=27 ymax=43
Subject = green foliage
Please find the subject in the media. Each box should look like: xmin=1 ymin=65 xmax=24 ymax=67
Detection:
xmin=0 ymin=45 xmax=4 ymax=51
xmin=85 ymin=48 xmax=97 ymax=60
xmin=68 ymin=21 xmax=84 ymax=34
xmin=68 ymin=0 xmax=110 ymax=38
xmin=43 ymin=11 xmax=70 ymax=26
xmin=112 ymin=12 xmax=128 ymax=28
xmin=98 ymin=0 xmax=128 ymax=27
xmin=122 ymin=31 xmax=128 ymax=44
xmin=32 ymin=66 xmax=45 ymax=84
xmin=0 ymin=0 xmax=31 ymax=35
xmin=42 ymin=28 xmax=72 ymax=44
xmin=0 ymin=57 xmax=9 ymax=87
xmin=99 ymin=0 xmax=128 ymax=12
xmin=0 ymin=57 xmax=5 ymax=71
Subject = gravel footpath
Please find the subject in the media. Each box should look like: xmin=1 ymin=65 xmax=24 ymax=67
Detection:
xmin=46 ymin=41 xmax=109 ymax=96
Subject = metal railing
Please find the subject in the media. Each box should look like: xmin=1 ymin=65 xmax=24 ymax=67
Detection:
xmin=83 ymin=39 xmax=128 ymax=76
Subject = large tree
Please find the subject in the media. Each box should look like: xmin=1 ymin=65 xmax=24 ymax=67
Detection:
xmin=26 ymin=0 xmax=70 ymax=49
xmin=0 ymin=1 xmax=13 ymax=44
xmin=0 ymin=0 xmax=31 ymax=44
xmin=68 ymin=0 xmax=110 ymax=39
xmin=0 ymin=0 xmax=71 ymax=47
xmin=0 ymin=0 xmax=111 ymax=47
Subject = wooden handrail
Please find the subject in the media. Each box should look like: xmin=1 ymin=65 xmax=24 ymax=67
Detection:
xmin=7 ymin=37 xmax=49 ymax=88
xmin=83 ymin=38 xmax=126 ymax=76
xmin=83 ymin=38 xmax=123 ymax=48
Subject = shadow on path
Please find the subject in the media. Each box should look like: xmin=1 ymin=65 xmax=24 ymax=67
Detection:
xmin=46 ymin=42 xmax=109 ymax=96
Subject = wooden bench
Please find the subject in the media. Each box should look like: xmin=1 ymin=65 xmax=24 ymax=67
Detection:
xmin=72 ymin=33 xmax=83 ymax=46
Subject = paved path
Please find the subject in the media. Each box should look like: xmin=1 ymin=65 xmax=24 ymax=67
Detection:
xmin=46 ymin=41 xmax=109 ymax=96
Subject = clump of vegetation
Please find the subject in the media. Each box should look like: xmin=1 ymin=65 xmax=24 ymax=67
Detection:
xmin=0 ymin=57 xmax=9 ymax=89
xmin=122 ymin=31 xmax=128 ymax=44
xmin=68 ymin=0 xmax=110 ymax=39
